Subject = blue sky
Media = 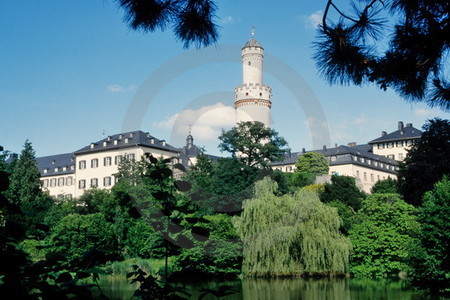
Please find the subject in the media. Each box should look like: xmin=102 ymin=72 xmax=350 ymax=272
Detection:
xmin=1 ymin=0 xmax=447 ymax=157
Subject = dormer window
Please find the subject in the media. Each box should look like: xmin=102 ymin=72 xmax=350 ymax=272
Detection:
xmin=54 ymin=167 xmax=58 ymax=172
xmin=125 ymin=138 xmax=129 ymax=144
xmin=161 ymin=140 xmax=166 ymax=146
xmin=90 ymin=143 xmax=95 ymax=149
xmin=43 ymin=169 xmax=48 ymax=174
xmin=107 ymin=136 xmax=112 ymax=141
xmin=150 ymin=139 xmax=155 ymax=144
xmin=51 ymin=160 xmax=55 ymax=165
xmin=130 ymin=132 xmax=134 ymax=138
xmin=119 ymin=134 xmax=123 ymax=139
xmin=103 ymin=141 xmax=107 ymax=147
xmin=114 ymin=140 xmax=118 ymax=145
xmin=63 ymin=167 xmax=67 ymax=171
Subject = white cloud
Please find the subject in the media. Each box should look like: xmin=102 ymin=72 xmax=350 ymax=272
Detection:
xmin=220 ymin=16 xmax=235 ymax=24
xmin=106 ymin=84 xmax=137 ymax=93
xmin=414 ymin=108 xmax=436 ymax=117
xmin=152 ymin=102 xmax=236 ymax=141
xmin=305 ymin=10 xmax=323 ymax=29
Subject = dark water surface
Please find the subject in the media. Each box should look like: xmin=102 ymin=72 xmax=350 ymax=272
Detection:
xmin=96 ymin=276 xmax=449 ymax=300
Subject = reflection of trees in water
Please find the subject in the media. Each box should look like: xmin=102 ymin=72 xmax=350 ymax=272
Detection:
xmin=241 ymin=278 xmax=422 ymax=300
xmin=242 ymin=278 xmax=350 ymax=300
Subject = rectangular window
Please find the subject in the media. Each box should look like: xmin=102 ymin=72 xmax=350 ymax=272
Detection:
xmin=370 ymin=174 xmax=374 ymax=182
xmin=364 ymin=172 xmax=367 ymax=181
xmin=91 ymin=178 xmax=98 ymax=188
xmin=398 ymin=153 xmax=404 ymax=160
xmin=79 ymin=160 xmax=86 ymax=170
xmin=58 ymin=177 xmax=65 ymax=186
xmin=79 ymin=180 xmax=86 ymax=189
xmin=104 ymin=176 xmax=112 ymax=187
xmin=127 ymin=153 xmax=135 ymax=161
xmin=114 ymin=155 xmax=122 ymax=165
xmin=91 ymin=159 xmax=98 ymax=168
xmin=66 ymin=176 xmax=73 ymax=186
xmin=50 ymin=178 xmax=56 ymax=187
xmin=104 ymin=156 xmax=112 ymax=166
xmin=42 ymin=179 xmax=49 ymax=187
xmin=356 ymin=170 xmax=360 ymax=178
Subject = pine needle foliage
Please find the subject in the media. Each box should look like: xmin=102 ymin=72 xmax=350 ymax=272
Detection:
xmin=234 ymin=177 xmax=351 ymax=277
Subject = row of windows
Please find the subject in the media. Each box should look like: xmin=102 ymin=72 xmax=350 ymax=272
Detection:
xmin=43 ymin=165 xmax=75 ymax=174
xmin=356 ymin=171 xmax=391 ymax=182
xmin=78 ymin=176 xmax=115 ymax=189
xmin=78 ymin=154 xmax=135 ymax=170
xmin=351 ymin=155 xmax=396 ymax=170
xmin=377 ymin=140 xmax=414 ymax=149
xmin=42 ymin=176 xmax=74 ymax=188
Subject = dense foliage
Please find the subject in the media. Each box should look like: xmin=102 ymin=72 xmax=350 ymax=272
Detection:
xmin=349 ymin=193 xmax=418 ymax=278
xmin=235 ymin=177 xmax=351 ymax=277
xmin=370 ymin=178 xmax=398 ymax=194
xmin=295 ymin=152 xmax=329 ymax=175
xmin=218 ymin=121 xmax=289 ymax=168
xmin=409 ymin=177 xmax=450 ymax=295
xmin=314 ymin=0 xmax=450 ymax=110
xmin=320 ymin=175 xmax=365 ymax=234
xmin=398 ymin=118 xmax=450 ymax=206
xmin=187 ymin=155 xmax=261 ymax=213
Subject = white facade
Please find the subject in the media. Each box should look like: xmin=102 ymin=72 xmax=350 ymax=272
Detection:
xmin=234 ymin=35 xmax=272 ymax=127
xmin=38 ymin=131 xmax=180 ymax=198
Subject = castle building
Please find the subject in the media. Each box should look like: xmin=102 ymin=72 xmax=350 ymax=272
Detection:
xmin=271 ymin=121 xmax=422 ymax=193
xmin=234 ymin=33 xmax=272 ymax=127
xmin=37 ymin=131 xmax=181 ymax=198
xmin=368 ymin=121 xmax=422 ymax=161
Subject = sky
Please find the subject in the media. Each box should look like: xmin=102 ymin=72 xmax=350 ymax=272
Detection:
xmin=1 ymin=0 xmax=448 ymax=158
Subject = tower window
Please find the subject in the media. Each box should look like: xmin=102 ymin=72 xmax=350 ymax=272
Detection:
xmin=248 ymin=61 xmax=251 ymax=65
xmin=246 ymin=92 xmax=249 ymax=96
xmin=259 ymin=93 xmax=262 ymax=96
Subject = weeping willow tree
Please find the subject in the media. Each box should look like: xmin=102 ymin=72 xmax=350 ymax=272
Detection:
xmin=234 ymin=177 xmax=351 ymax=277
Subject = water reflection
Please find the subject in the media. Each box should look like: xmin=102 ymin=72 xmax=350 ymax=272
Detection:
xmin=97 ymin=276 xmax=445 ymax=300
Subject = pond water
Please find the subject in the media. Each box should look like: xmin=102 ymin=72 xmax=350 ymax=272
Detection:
xmin=94 ymin=276 xmax=450 ymax=300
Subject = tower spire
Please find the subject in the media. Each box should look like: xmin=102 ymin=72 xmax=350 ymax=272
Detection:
xmin=251 ymin=25 xmax=256 ymax=38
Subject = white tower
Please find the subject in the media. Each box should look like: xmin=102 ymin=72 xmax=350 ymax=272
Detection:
xmin=234 ymin=31 xmax=272 ymax=127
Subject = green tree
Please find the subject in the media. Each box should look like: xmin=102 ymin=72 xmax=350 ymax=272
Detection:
xmin=349 ymin=193 xmax=418 ymax=278
xmin=218 ymin=121 xmax=289 ymax=168
xmin=48 ymin=213 xmax=119 ymax=267
xmin=187 ymin=157 xmax=261 ymax=214
xmin=116 ymin=0 xmax=220 ymax=48
xmin=371 ymin=178 xmax=398 ymax=194
xmin=321 ymin=175 xmax=365 ymax=211
xmin=398 ymin=118 xmax=450 ymax=206
xmin=6 ymin=140 xmax=41 ymax=206
xmin=314 ymin=0 xmax=450 ymax=110
xmin=6 ymin=140 xmax=52 ymax=233
xmin=295 ymin=152 xmax=329 ymax=175
xmin=320 ymin=175 xmax=366 ymax=234
xmin=234 ymin=177 xmax=351 ymax=277
xmin=409 ymin=177 xmax=450 ymax=295
xmin=172 ymin=214 xmax=242 ymax=277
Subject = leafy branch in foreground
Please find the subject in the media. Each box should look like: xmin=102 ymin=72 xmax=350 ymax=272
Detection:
xmin=116 ymin=0 xmax=220 ymax=48
xmin=314 ymin=0 xmax=450 ymax=111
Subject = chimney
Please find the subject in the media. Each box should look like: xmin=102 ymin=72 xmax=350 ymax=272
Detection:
xmin=323 ymin=145 xmax=327 ymax=151
xmin=302 ymin=148 xmax=306 ymax=153
xmin=347 ymin=142 xmax=356 ymax=147
xmin=335 ymin=143 xmax=338 ymax=148
xmin=398 ymin=121 xmax=404 ymax=131
xmin=381 ymin=131 xmax=387 ymax=136
xmin=406 ymin=123 xmax=412 ymax=128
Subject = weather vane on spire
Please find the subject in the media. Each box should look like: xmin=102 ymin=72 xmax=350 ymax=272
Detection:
xmin=251 ymin=25 xmax=256 ymax=38
xmin=188 ymin=124 xmax=192 ymax=135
